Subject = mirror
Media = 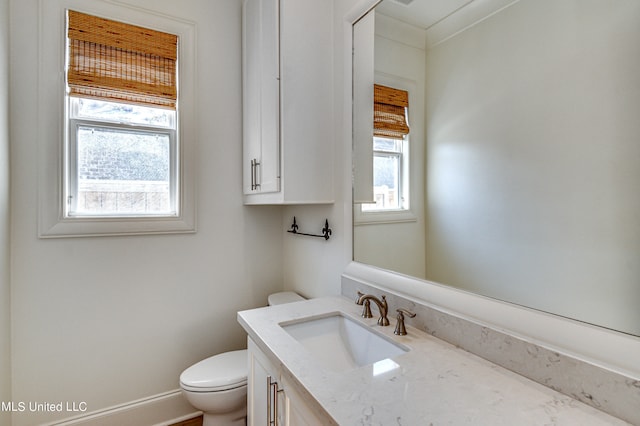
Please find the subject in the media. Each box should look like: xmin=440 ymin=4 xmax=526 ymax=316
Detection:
xmin=353 ymin=0 xmax=640 ymax=336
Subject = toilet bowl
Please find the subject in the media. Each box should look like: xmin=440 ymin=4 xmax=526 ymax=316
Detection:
xmin=180 ymin=350 xmax=247 ymax=426
xmin=179 ymin=291 xmax=304 ymax=426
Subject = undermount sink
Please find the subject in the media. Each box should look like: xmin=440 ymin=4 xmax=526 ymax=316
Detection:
xmin=280 ymin=313 xmax=409 ymax=372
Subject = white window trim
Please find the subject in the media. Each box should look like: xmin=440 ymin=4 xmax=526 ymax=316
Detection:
xmin=354 ymin=208 xmax=417 ymax=225
xmin=38 ymin=0 xmax=196 ymax=237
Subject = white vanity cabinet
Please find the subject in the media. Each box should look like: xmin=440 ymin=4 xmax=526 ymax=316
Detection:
xmin=241 ymin=0 xmax=334 ymax=205
xmin=247 ymin=337 xmax=326 ymax=426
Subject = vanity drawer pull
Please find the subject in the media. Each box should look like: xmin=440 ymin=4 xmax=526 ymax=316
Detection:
xmin=267 ymin=375 xmax=283 ymax=425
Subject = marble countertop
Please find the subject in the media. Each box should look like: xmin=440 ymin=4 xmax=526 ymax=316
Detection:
xmin=237 ymin=296 xmax=628 ymax=425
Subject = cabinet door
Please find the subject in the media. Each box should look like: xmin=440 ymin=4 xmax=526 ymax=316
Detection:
xmin=248 ymin=337 xmax=286 ymax=426
xmin=242 ymin=0 xmax=280 ymax=195
xmin=248 ymin=338 xmax=271 ymax=425
xmin=352 ymin=8 xmax=375 ymax=203
xmin=280 ymin=375 xmax=326 ymax=426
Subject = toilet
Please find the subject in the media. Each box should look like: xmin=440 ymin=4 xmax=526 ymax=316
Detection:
xmin=179 ymin=291 xmax=304 ymax=426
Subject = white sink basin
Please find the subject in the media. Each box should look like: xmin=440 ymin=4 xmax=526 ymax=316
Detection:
xmin=281 ymin=313 xmax=408 ymax=372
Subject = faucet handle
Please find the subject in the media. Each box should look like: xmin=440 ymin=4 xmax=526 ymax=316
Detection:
xmin=394 ymin=308 xmax=416 ymax=336
xmin=355 ymin=291 xmax=373 ymax=318
xmin=361 ymin=299 xmax=373 ymax=318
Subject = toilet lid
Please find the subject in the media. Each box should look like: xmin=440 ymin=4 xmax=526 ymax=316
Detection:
xmin=180 ymin=349 xmax=248 ymax=392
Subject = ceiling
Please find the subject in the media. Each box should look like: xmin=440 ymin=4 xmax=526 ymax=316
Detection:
xmin=375 ymin=0 xmax=474 ymax=29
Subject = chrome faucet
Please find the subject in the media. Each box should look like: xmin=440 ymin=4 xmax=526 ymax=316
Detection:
xmin=356 ymin=292 xmax=389 ymax=326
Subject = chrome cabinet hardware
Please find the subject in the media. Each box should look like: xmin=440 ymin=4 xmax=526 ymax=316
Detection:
xmin=251 ymin=158 xmax=261 ymax=190
xmin=394 ymin=308 xmax=416 ymax=335
xmin=267 ymin=375 xmax=283 ymax=425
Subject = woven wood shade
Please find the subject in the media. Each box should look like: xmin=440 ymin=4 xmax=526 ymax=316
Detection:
xmin=67 ymin=10 xmax=178 ymax=109
xmin=374 ymin=84 xmax=409 ymax=139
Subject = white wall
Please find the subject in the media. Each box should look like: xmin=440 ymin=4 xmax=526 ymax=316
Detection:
xmin=1 ymin=0 xmax=12 ymax=424
xmin=9 ymin=0 xmax=283 ymax=425
xmin=425 ymin=0 xmax=640 ymax=333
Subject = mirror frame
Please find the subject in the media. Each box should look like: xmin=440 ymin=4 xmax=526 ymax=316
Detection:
xmin=343 ymin=0 xmax=640 ymax=378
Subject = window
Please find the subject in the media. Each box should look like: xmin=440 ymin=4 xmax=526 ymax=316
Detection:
xmin=362 ymin=136 xmax=408 ymax=211
xmin=67 ymin=99 xmax=176 ymax=216
xmin=65 ymin=10 xmax=179 ymax=218
xmin=362 ymin=84 xmax=410 ymax=213
xmin=38 ymin=1 xmax=195 ymax=237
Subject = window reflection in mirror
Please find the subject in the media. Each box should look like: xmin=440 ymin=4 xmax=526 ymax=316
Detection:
xmin=361 ymin=136 xmax=408 ymax=212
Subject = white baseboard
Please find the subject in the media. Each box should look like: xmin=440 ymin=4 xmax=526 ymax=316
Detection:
xmin=43 ymin=390 xmax=201 ymax=426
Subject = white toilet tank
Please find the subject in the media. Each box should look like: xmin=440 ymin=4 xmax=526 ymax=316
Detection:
xmin=267 ymin=291 xmax=304 ymax=306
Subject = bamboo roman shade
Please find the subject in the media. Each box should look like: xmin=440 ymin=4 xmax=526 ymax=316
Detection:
xmin=374 ymin=84 xmax=410 ymax=139
xmin=67 ymin=10 xmax=178 ymax=109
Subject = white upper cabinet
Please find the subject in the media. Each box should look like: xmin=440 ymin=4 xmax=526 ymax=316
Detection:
xmin=242 ymin=0 xmax=334 ymax=204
